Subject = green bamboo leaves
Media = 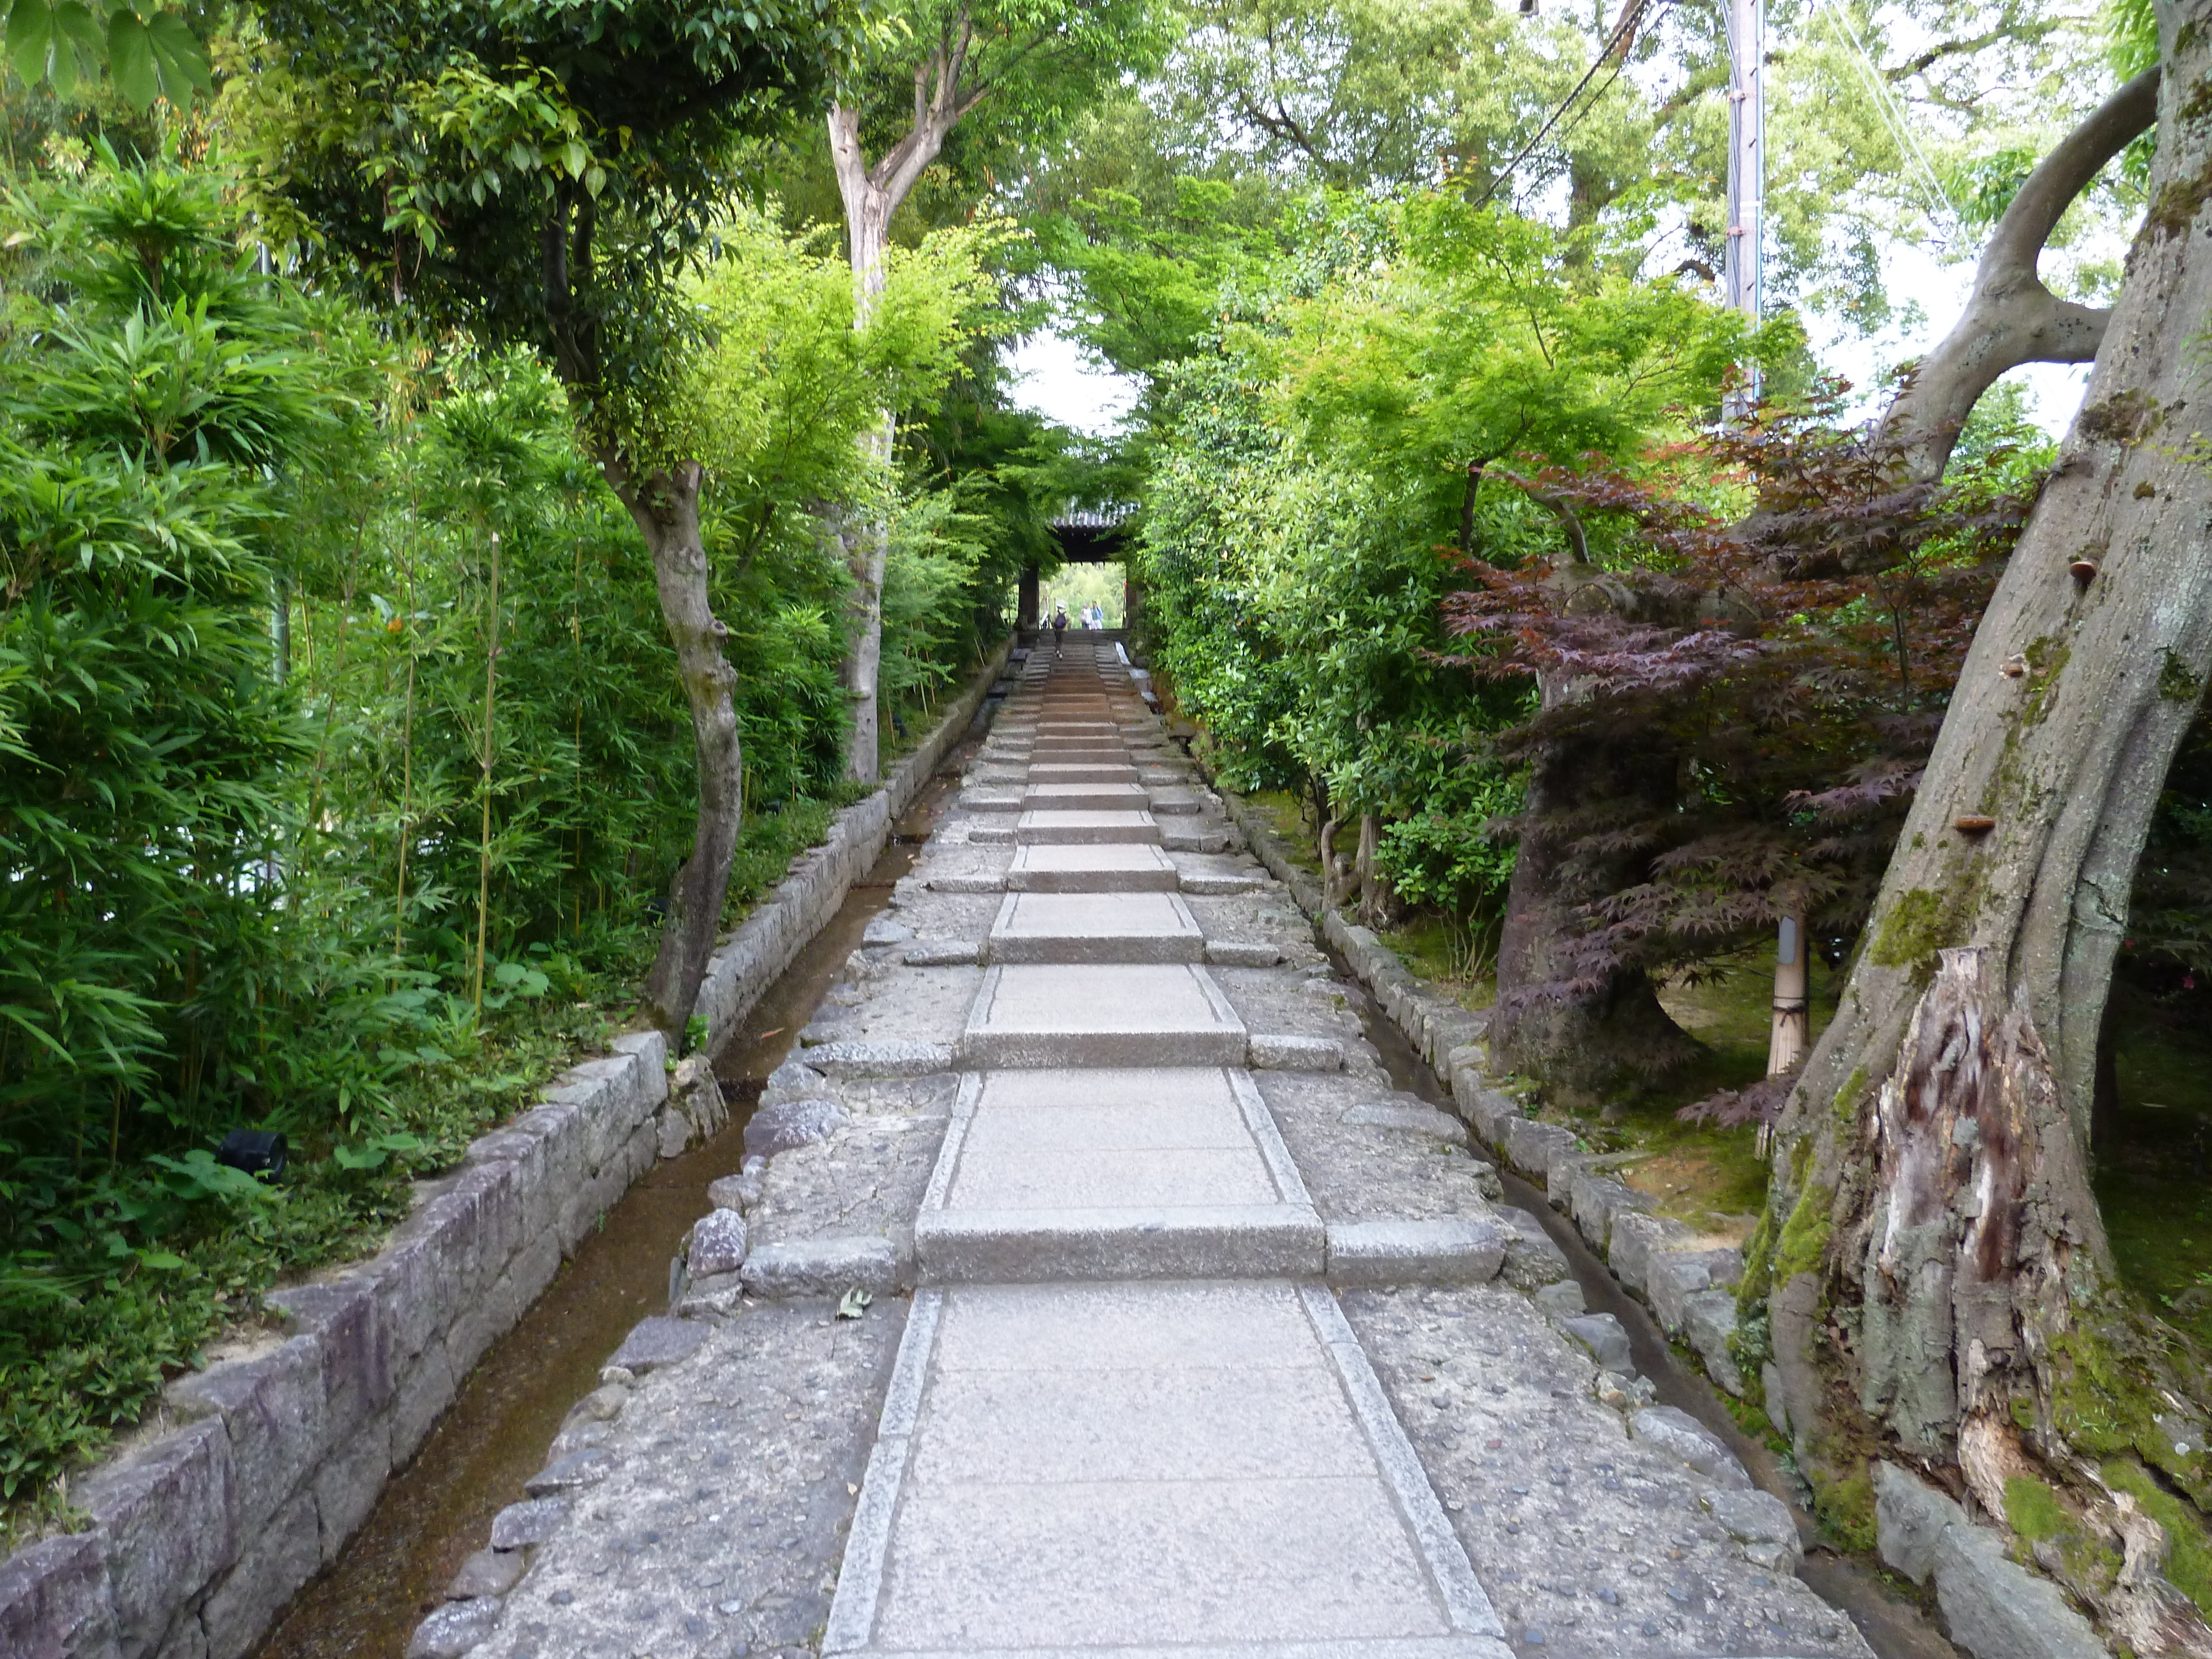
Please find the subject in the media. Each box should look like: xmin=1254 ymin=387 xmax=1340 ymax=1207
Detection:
xmin=2 ymin=0 xmax=211 ymax=111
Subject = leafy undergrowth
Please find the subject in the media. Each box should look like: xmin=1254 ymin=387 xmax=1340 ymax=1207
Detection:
xmin=3 ymin=785 xmax=881 ymax=1548
xmin=2095 ymin=980 xmax=2212 ymax=1352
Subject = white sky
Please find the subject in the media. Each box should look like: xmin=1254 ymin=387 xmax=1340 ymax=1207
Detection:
xmin=1004 ymin=230 xmax=2100 ymax=444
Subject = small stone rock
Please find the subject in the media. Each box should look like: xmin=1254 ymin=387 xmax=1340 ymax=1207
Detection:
xmin=744 ymin=1098 xmax=846 ymax=1158
xmin=1704 ymin=1488 xmax=1799 ymax=1571
xmin=740 ymin=1236 xmax=903 ymax=1298
xmin=1560 ymin=1313 xmax=1633 ymax=1375
xmin=688 ymin=1207 xmax=750 ymax=1276
xmin=758 ymin=1060 xmax=827 ymax=1108
xmin=596 ymin=1364 xmax=635 ymax=1387
xmin=524 ymin=1449 xmax=615 ymax=1497
xmin=861 ymin=917 xmax=913 ymax=946
xmin=446 ymin=1548 xmax=524 ymax=1601
xmin=1496 ymin=1207 xmax=1572 ymax=1290
xmin=802 ymin=1040 xmax=956 ymax=1077
xmin=707 ymin=1172 xmax=761 ymax=1212
xmin=1532 ymin=1280 xmax=1587 ymax=1317
xmin=488 ymin=1497 xmax=568 ymax=1550
xmin=1629 ymin=1405 xmax=1752 ymax=1490
xmin=565 ymin=1383 xmax=628 ymax=1425
xmin=407 ymin=1598 xmax=499 ymax=1658
xmin=608 ymin=1315 xmax=709 ymax=1375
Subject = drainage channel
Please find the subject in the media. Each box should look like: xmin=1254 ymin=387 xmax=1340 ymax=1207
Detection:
xmin=255 ymin=742 xmax=977 ymax=1659
xmin=1323 ymin=959 xmax=1954 ymax=1659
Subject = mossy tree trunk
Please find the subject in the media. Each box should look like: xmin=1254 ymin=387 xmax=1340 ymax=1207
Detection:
xmin=1754 ymin=10 xmax=2212 ymax=1639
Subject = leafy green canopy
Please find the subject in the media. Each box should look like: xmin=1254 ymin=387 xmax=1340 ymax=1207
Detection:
xmin=1135 ymin=193 xmax=1752 ymax=921
xmin=237 ymin=0 xmax=864 ymax=410
xmin=2 ymin=0 xmax=209 ymax=111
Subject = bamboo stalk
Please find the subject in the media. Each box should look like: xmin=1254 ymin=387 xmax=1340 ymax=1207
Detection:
xmin=472 ymin=530 xmax=503 ymax=1018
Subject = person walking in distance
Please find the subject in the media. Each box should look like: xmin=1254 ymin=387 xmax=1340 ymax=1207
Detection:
xmin=1051 ymin=605 xmax=1068 ymax=649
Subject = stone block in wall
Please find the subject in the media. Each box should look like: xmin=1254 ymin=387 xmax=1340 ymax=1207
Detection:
xmin=165 ymin=1336 xmax=325 ymax=1536
xmin=0 ymin=1529 xmax=120 ymax=1659
xmin=1569 ymin=1170 xmax=1648 ymax=1254
xmin=199 ymin=1487 xmax=319 ymax=1659
xmin=1503 ymin=1117 xmax=1579 ymax=1181
xmin=77 ymin=1417 xmax=237 ymax=1659
xmin=1607 ymin=1211 xmax=1694 ymax=1298
xmin=1648 ymin=1247 xmax=1744 ymax=1333
xmin=1682 ymin=1290 xmax=1743 ymax=1396
xmin=265 ymin=1277 xmax=393 ymax=1429
xmin=507 ymin=1104 xmax=582 ymax=1234
xmin=445 ymin=1266 xmax=521 ymax=1381
xmin=387 ymin=1340 xmax=458 ymax=1471
xmin=311 ymin=1411 xmax=391 ymax=1565
xmin=1455 ymin=1078 xmax=1519 ymax=1147
xmin=1872 ymin=1463 xmax=2106 ymax=1659
xmin=507 ymin=1228 xmax=564 ymax=1314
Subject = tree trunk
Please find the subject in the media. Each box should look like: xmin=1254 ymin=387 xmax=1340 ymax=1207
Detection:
xmin=1489 ymin=695 xmax=1699 ymax=1100
xmin=600 ymin=455 xmax=742 ymax=1043
xmin=827 ymin=79 xmax=964 ymax=782
xmin=1758 ymin=4 xmax=2212 ymax=1597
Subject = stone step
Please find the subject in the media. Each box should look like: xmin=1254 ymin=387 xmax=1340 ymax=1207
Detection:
xmin=959 ymin=963 xmax=1246 ymax=1066
xmin=915 ymin=1068 xmax=1324 ymax=1281
xmin=985 ymin=891 xmax=1204 ymax=963
xmin=823 ymin=1280 xmax=1507 ymax=1659
xmin=1023 ymin=781 xmax=1149 ymax=811
xmin=1005 ymin=844 xmax=1181 ymax=893
xmin=1026 ymin=763 xmax=1139 ymax=784
xmin=1016 ymin=809 xmax=1161 ymax=846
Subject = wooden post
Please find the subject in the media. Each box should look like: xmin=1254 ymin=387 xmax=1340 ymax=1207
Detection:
xmin=1019 ymin=563 xmax=1040 ymax=632
xmin=1767 ymin=912 xmax=1808 ymax=1076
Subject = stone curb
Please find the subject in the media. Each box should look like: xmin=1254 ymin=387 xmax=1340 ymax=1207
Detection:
xmin=0 ymin=641 xmax=1014 ymax=1659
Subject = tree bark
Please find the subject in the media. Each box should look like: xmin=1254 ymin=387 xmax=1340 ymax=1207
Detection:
xmin=826 ymin=23 xmax=980 ymax=781
xmin=1760 ymin=0 xmax=2212 ymax=1582
xmin=599 ymin=453 xmax=743 ymax=1043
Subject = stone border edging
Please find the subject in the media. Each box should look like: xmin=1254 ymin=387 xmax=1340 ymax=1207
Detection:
xmin=0 ymin=640 xmax=1014 ymax=1659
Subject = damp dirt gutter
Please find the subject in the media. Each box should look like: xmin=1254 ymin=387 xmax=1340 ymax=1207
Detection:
xmin=253 ymin=755 xmax=974 ymax=1659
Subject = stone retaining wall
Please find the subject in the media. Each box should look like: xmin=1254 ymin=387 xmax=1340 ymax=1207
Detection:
xmin=0 ymin=641 xmax=1012 ymax=1659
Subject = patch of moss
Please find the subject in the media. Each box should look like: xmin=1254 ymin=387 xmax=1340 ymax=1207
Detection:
xmin=2005 ymin=1474 xmax=2122 ymax=1589
xmin=2018 ymin=635 xmax=2073 ymax=729
xmin=2052 ymin=1324 xmax=2154 ymax=1456
xmin=2161 ymin=649 xmax=2205 ymax=704
xmin=1774 ymin=1161 xmax=1835 ymax=1284
xmin=1870 ymin=889 xmax=1954 ymax=973
xmin=1833 ymin=1066 xmax=1869 ymax=1124
xmin=2106 ymin=1459 xmax=2212 ymax=1617
xmin=1811 ymin=1460 xmax=1879 ymax=1554
xmin=1739 ymin=1203 xmax=1778 ymax=1306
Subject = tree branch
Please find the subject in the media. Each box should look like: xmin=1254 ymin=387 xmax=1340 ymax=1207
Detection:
xmin=1880 ymin=66 xmax=2159 ymax=481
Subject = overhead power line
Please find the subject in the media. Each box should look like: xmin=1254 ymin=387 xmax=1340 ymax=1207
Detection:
xmin=1472 ymin=0 xmax=1668 ymax=208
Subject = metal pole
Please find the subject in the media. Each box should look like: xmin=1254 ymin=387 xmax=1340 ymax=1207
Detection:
xmin=1723 ymin=0 xmax=1764 ymax=415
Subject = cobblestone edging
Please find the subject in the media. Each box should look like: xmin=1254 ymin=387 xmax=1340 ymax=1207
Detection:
xmin=1211 ymin=782 xmax=2112 ymax=1659
xmin=0 ymin=643 xmax=1014 ymax=1659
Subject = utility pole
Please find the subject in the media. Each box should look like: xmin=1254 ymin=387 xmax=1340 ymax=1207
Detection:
xmin=1723 ymin=0 xmax=1764 ymax=411
xmin=1726 ymin=0 xmax=1802 ymax=1091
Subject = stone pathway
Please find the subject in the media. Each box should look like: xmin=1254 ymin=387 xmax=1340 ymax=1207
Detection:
xmin=414 ymin=637 xmax=1877 ymax=1659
